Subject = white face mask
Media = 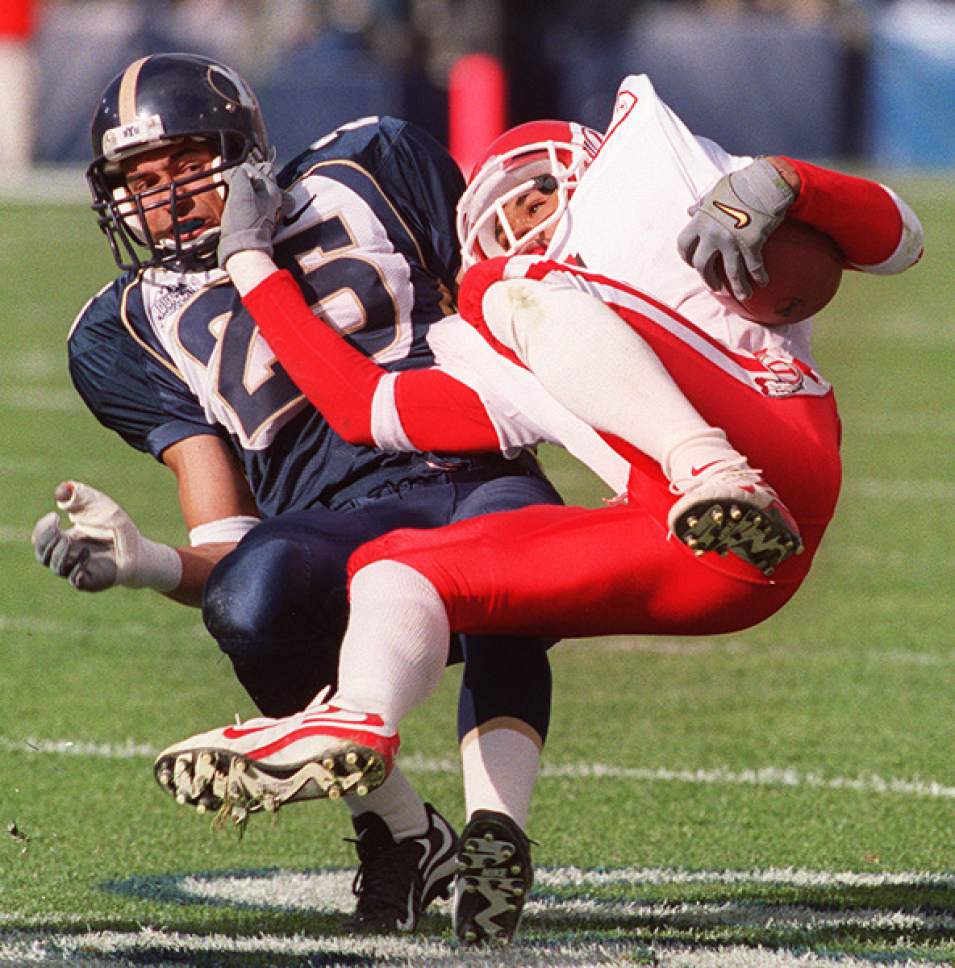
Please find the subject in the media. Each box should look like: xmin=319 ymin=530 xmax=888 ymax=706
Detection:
xmin=457 ymin=139 xmax=590 ymax=270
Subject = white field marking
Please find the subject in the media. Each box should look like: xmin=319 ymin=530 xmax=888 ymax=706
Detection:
xmin=1 ymin=929 xmax=941 ymax=968
xmin=4 ymin=735 xmax=955 ymax=802
xmin=537 ymin=866 xmax=955 ymax=889
xmin=0 ymin=524 xmax=31 ymax=543
xmin=3 ymin=349 xmax=64 ymax=380
xmin=0 ymin=386 xmax=82 ymax=412
xmin=844 ymin=478 xmax=955 ymax=502
xmin=175 ymin=866 xmax=955 ymax=909
xmin=573 ymin=636 xmax=753 ymax=656
xmin=0 ymin=613 xmax=204 ymax=642
xmin=2 ymin=866 xmax=952 ymax=967
xmin=0 ymin=455 xmax=158 ymax=477
xmin=865 ymin=311 xmax=955 ymax=347
xmin=855 ymin=411 xmax=955 ymax=436
xmin=0 ymin=165 xmax=89 ymax=204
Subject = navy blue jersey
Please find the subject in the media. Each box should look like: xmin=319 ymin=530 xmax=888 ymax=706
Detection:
xmin=68 ymin=117 xmax=530 ymax=516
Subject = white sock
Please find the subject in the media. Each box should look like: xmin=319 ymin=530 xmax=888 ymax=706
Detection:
xmin=334 ymin=560 xmax=450 ymax=725
xmin=662 ymin=427 xmax=748 ymax=489
xmin=460 ymin=721 xmax=541 ymax=829
xmin=482 ymin=279 xmax=745 ymax=476
xmin=344 ymin=765 xmax=429 ymax=841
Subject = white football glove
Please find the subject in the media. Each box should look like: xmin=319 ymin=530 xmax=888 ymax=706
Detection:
xmin=217 ymin=158 xmax=294 ymax=267
xmin=676 ymin=158 xmax=796 ymax=302
xmin=31 ymin=482 xmax=182 ymax=593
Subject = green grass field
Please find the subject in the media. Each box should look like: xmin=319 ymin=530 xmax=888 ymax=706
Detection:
xmin=1 ymin=175 xmax=954 ymax=966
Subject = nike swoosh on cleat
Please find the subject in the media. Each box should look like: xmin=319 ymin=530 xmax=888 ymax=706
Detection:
xmin=396 ymin=889 xmax=416 ymax=932
xmin=421 ymin=817 xmax=455 ymax=885
xmin=713 ymin=200 xmax=752 ymax=229
xmin=223 ymin=723 xmax=281 ymax=739
xmin=690 ymin=460 xmax=722 ymax=477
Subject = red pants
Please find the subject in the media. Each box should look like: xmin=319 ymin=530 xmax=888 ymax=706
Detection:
xmin=349 ymin=287 xmax=842 ymax=639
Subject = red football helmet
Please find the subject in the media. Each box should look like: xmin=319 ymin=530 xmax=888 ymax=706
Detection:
xmin=456 ymin=119 xmax=602 ymax=269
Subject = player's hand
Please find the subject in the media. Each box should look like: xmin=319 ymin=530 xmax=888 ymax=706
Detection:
xmin=218 ymin=158 xmax=294 ymax=266
xmin=31 ymin=482 xmax=181 ymax=593
xmin=676 ymin=158 xmax=796 ymax=302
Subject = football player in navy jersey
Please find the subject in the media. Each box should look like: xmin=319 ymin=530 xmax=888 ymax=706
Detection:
xmin=30 ymin=52 xmax=562 ymax=934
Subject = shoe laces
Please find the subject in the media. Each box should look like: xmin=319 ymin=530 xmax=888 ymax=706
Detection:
xmin=304 ymin=685 xmax=333 ymax=713
xmin=346 ymin=836 xmax=421 ymax=917
xmin=668 ymin=455 xmax=766 ymax=496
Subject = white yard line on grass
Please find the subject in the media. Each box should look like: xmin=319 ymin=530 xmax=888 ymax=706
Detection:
xmin=0 ymin=386 xmax=82 ymax=412
xmin=0 ymin=926 xmax=943 ymax=968
xmin=844 ymin=478 xmax=955 ymax=502
xmin=3 ymin=734 xmax=955 ymax=801
xmin=855 ymin=412 xmax=955 ymax=436
xmin=0 ymin=614 xmax=203 ymax=642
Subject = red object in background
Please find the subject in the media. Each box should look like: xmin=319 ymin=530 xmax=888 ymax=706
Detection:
xmin=0 ymin=0 xmax=33 ymax=38
xmin=449 ymin=53 xmax=507 ymax=178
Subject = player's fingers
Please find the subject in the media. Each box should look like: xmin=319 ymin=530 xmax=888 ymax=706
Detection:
xmin=31 ymin=512 xmax=62 ymax=566
xmin=56 ymin=480 xmax=98 ymax=514
xmin=743 ymin=249 xmax=770 ymax=289
xmin=48 ymin=532 xmax=83 ymax=578
xmin=67 ymin=546 xmax=92 ymax=590
xmin=69 ymin=549 xmax=117 ymax=592
xmin=676 ymin=223 xmax=699 ymax=264
xmin=699 ymin=249 xmax=724 ymax=293
xmin=722 ymin=250 xmax=753 ymax=302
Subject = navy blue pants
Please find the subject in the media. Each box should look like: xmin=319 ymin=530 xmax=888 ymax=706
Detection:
xmin=203 ymin=462 xmax=561 ymax=743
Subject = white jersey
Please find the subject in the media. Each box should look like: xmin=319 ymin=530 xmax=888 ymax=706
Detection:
xmin=547 ymin=74 xmax=819 ymax=369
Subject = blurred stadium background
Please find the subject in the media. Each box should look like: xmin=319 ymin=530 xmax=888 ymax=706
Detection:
xmin=2 ymin=0 xmax=955 ymax=194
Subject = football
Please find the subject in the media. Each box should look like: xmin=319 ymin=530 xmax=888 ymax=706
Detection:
xmin=715 ymin=218 xmax=844 ymax=326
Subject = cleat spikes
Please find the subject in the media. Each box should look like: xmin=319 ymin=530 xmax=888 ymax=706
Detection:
xmin=355 ymin=784 xmax=369 ymax=797
xmin=453 ymin=810 xmax=532 ymax=945
xmin=729 ymin=505 xmax=743 ymax=521
xmin=686 ymin=515 xmax=698 ymax=528
xmin=344 ymin=750 xmax=359 ymax=766
xmin=322 ymin=757 xmax=335 ymax=771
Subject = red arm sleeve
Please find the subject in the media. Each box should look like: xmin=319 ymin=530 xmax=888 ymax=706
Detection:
xmin=783 ymin=158 xmax=906 ymax=268
xmin=243 ymin=269 xmax=501 ymax=452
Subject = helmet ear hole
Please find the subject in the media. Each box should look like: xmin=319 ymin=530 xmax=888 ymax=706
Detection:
xmin=456 ymin=119 xmax=601 ymax=270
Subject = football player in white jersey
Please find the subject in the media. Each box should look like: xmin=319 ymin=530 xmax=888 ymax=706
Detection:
xmin=150 ymin=75 xmax=924 ymax=944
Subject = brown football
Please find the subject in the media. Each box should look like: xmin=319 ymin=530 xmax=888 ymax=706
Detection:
xmin=715 ymin=218 xmax=843 ymax=326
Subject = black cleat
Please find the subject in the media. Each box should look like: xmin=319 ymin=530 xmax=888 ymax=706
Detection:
xmin=342 ymin=802 xmax=458 ymax=934
xmin=452 ymin=810 xmax=533 ymax=945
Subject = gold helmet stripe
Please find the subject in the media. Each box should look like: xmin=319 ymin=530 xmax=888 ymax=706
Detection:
xmin=118 ymin=56 xmax=150 ymax=125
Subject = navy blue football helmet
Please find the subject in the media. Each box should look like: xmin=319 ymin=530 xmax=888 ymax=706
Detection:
xmin=88 ymin=53 xmax=270 ymax=272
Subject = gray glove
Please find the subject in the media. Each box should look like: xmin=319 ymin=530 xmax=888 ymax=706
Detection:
xmin=31 ymin=481 xmax=181 ymax=593
xmin=676 ymin=158 xmax=796 ymax=301
xmin=218 ymin=159 xmax=294 ymax=266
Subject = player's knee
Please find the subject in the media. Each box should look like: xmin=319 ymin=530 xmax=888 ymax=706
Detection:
xmin=204 ymin=535 xmax=343 ymax=659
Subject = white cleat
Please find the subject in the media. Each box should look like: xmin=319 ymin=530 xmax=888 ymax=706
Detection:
xmin=668 ymin=460 xmax=803 ymax=576
xmin=153 ymin=703 xmax=399 ymax=826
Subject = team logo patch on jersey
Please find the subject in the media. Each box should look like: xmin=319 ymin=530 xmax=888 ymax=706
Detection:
xmin=753 ymin=352 xmax=806 ymax=397
xmin=150 ymin=280 xmax=204 ymax=324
